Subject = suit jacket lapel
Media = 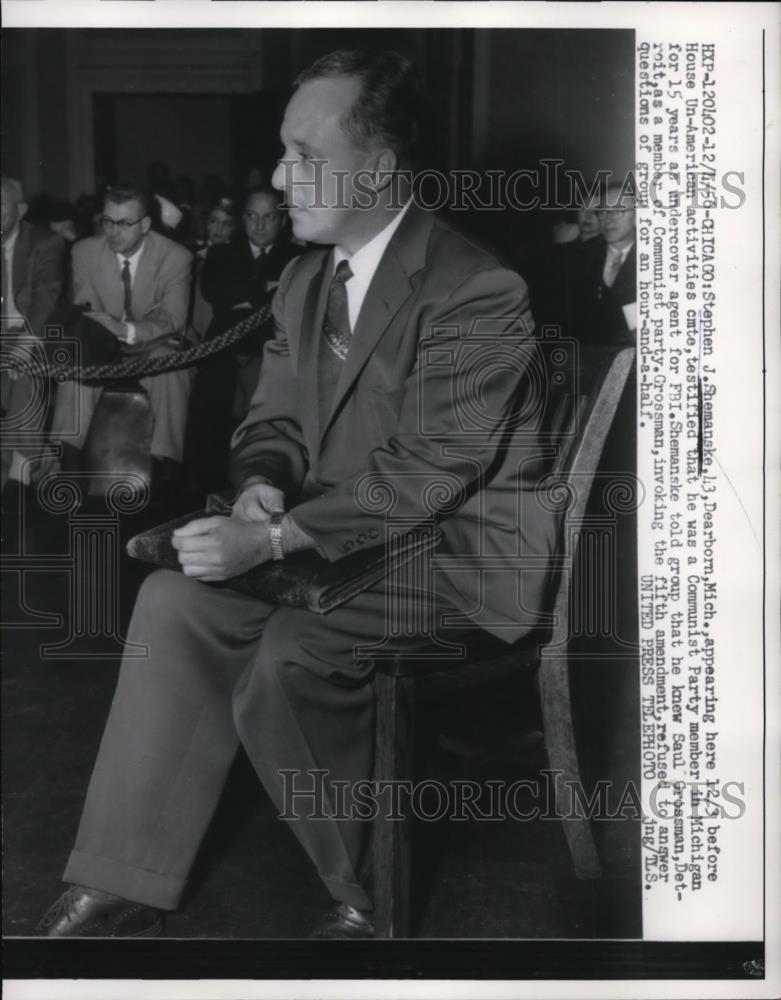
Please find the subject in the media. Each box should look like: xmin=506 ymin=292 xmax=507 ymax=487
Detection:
xmin=11 ymin=223 xmax=31 ymax=303
xmin=132 ymin=233 xmax=158 ymax=317
xmin=100 ymin=238 xmax=124 ymax=317
xmin=320 ymin=206 xmax=433 ymax=441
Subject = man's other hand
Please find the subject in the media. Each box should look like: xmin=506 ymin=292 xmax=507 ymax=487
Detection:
xmin=172 ymin=515 xmax=271 ymax=581
xmin=231 ymin=482 xmax=285 ymax=523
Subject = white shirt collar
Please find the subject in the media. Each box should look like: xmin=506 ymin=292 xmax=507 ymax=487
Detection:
xmin=607 ymin=239 xmax=633 ymax=263
xmin=333 ymin=200 xmax=412 ymax=331
xmin=249 ymin=239 xmax=272 ymax=260
xmin=115 ymin=237 xmax=146 ymax=280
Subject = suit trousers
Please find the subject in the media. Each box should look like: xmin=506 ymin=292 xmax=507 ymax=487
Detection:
xmin=63 ymin=563 xmax=471 ymax=913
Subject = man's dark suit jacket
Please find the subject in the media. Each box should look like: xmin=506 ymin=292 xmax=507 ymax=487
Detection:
xmin=10 ymin=221 xmax=66 ymax=336
xmin=539 ymin=235 xmax=636 ymax=346
xmin=201 ymin=234 xmax=302 ymax=341
xmin=1 ymin=222 xmax=65 ymax=480
xmin=229 ymin=206 xmax=559 ymax=643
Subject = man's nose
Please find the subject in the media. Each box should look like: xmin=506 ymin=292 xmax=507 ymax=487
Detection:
xmin=271 ymin=161 xmax=285 ymax=192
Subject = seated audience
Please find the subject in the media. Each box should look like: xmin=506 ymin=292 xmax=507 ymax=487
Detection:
xmin=202 ymin=186 xmax=301 ymax=417
xmin=183 ymin=188 xmax=300 ymax=496
xmin=189 ymin=197 xmax=237 ymax=341
xmin=47 ymin=202 xmax=81 ymax=245
xmin=1 ymin=175 xmax=66 ymax=490
xmin=47 ymin=186 xmax=193 ymax=488
xmin=537 ymin=181 xmax=636 ymax=345
xmin=203 ymin=197 xmax=237 ymax=251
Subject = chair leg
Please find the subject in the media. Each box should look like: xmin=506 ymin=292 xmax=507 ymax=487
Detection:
xmin=537 ymin=654 xmax=602 ymax=879
xmin=372 ymin=671 xmax=416 ymax=938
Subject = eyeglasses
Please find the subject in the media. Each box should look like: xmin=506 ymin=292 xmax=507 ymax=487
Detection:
xmin=100 ymin=215 xmax=145 ymax=231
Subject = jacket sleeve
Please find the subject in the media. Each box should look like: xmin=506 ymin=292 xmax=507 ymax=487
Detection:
xmin=227 ymin=259 xmax=309 ymax=497
xmin=289 ymin=266 xmax=536 ymax=560
xmin=26 ymin=233 xmax=66 ymax=337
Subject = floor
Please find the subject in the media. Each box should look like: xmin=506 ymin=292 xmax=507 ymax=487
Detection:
xmin=2 ymin=455 xmax=641 ymax=942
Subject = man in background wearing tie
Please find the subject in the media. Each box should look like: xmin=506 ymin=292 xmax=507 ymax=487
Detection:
xmin=536 ymin=181 xmax=636 ymax=346
xmin=594 ymin=182 xmax=637 ymax=339
xmin=1 ymin=175 xmax=66 ymax=492
xmin=48 ymin=187 xmax=193 ymax=485
xmin=185 ymin=187 xmax=301 ymax=494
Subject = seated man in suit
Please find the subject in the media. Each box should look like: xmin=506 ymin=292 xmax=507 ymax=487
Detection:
xmin=47 ymin=187 xmax=193 ymax=483
xmin=203 ymin=186 xmax=302 ymax=418
xmin=37 ymin=49 xmax=557 ymax=939
xmin=1 ymin=175 xmax=66 ymax=490
xmin=537 ymin=182 xmax=636 ymax=346
xmin=185 ymin=188 xmax=302 ymax=494
xmin=202 ymin=186 xmax=299 ymax=330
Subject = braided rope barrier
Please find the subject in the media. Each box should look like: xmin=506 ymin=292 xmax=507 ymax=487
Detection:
xmin=5 ymin=303 xmax=273 ymax=384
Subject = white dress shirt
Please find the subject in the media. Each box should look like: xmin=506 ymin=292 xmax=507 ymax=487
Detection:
xmin=333 ymin=200 xmax=412 ymax=331
xmin=2 ymin=228 xmax=24 ymax=327
xmin=602 ymin=240 xmax=633 ymax=287
xmin=115 ymin=239 xmax=146 ymax=342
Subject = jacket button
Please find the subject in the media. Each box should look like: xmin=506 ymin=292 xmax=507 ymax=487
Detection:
xmin=344 ymin=541 xmax=354 ymax=552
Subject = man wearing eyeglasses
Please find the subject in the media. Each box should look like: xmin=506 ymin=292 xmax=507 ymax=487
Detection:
xmin=48 ymin=186 xmax=193 ymax=484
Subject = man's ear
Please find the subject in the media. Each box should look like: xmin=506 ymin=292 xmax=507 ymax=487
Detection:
xmin=140 ymin=216 xmax=152 ymax=234
xmin=367 ymin=148 xmax=398 ymax=191
xmin=17 ymin=201 xmax=28 ymax=222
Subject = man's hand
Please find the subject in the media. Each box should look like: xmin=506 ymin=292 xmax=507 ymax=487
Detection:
xmin=231 ymin=482 xmax=285 ymax=523
xmin=85 ymin=311 xmax=132 ymax=342
xmin=172 ymin=515 xmax=272 ymax=581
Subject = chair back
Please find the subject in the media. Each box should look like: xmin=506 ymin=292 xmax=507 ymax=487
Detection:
xmin=540 ymin=343 xmax=635 ymax=650
xmin=81 ymin=383 xmax=154 ymax=497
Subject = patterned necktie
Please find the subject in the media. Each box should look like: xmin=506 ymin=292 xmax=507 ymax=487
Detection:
xmin=318 ymin=259 xmax=353 ymax=427
xmin=322 ymin=259 xmax=353 ymax=360
xmin=601 ymin=244 xmax=624 ymax=289
xmin=121 ymin=258 xmax=134 ymax=321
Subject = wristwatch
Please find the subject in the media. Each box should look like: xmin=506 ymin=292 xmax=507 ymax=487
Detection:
xmin=269 ymin=512 xmax=285 ymax=561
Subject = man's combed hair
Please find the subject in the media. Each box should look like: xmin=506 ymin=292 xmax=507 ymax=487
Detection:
xmin=244 ymin=185 xmax=286 ymax=213
xmin=105 ymin=186 xmax=151 ymax=217
xmin=294 ymin=49 xmax=426 ymax=169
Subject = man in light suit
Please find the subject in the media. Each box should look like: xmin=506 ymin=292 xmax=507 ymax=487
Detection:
xmin=37 ymin=50 xmax=557 ymax=939
xmin=1 ymin=175 xmax=66 ymax=489
xmin=48 ymin=187 xmax=193 ymax=476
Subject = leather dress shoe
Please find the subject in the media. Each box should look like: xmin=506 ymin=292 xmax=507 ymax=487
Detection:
xmin=35 ymin=885 xmax=164 ymax=938
xmin=311 ymin=902 xmax=375 ymax=939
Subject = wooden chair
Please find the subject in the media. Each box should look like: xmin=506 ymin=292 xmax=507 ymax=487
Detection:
xmin=370 ymin=343 xmax=636 ymax=938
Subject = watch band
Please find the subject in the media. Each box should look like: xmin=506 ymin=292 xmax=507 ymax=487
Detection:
xmin=269 ymin=512 xmax=284 ymax=561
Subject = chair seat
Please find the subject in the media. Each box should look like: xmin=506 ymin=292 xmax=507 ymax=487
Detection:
xmin=371 ymin=627 xmax=549 ymax=706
